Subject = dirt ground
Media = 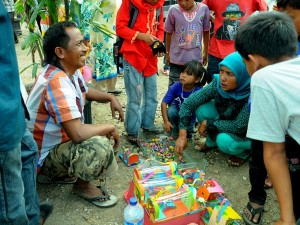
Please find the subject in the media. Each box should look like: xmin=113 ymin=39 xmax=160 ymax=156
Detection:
xmin=17 ymin=33 xmax=280 ymax=225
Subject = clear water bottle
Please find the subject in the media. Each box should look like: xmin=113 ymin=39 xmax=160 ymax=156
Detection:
xmin=124 ymin=197 xmax=144 ymax=225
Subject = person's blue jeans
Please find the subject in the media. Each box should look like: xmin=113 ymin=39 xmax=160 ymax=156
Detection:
xmin=21 ymin=129 xmax=39 ymax=225
xmin=123 ymin=60 xmax=158 ymax=135
xmin=0 ymin=144 xmax=28 ymax=225
xmin=195 ymin=101 xmax=251 ymax=159
xmin=167 ymin=105 xmax=194 ymax=139
xmin=207 ymin=54 xmax=222 ymax=84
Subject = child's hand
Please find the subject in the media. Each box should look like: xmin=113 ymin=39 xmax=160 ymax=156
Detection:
xmin=163 ymin=121 xmax=173 ymax=132
xmin=202 ymin=52 xmax=208 ymax=66
xmin=198 ymin=120 xmax=207 ymax=137
xmin=156 ymin=52 xmax=165 ymax=57
xmin=138 ymin=33 xmax=158 ymax=45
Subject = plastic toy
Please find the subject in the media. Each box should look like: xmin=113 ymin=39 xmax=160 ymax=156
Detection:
xmin=207 ymin=199 xmax=241 ymax=225
xmin=119 ymin=146 xmax=140 ymax=166
xmin=197 ymin=179 xmax=224 ymax=201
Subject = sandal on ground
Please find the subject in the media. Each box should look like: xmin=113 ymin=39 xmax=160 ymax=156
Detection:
xmin=73 ymin=185 xmax=118 ymax=208
xmin=39 ymin=201 xmax=54 ymax=225
xmin=264 ymin=176 xmax=273 ymax=189
xmin=242 ymin=202 xmax=263 ymax=225
xmin=37 ymin=174 xmax=77 ymax=184
xmin=227 ymin=156 xmax=246 ymax=167
xmin=127 ymin=135 xmax=138 ymax=145
xmin=194 ymin=143 xmax=214 ymax=153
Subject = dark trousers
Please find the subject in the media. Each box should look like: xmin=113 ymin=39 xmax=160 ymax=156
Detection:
xmin=248 ymin=137 xmax=300 ymax=219
xmin=207 ymin=54 xmax=222 ymax=84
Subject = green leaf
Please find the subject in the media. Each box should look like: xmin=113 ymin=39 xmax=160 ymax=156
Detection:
xmin=100 ymin=1 xmax=110 ymax=8
xmin=21 ymin=32 xmax=42 ymax=50
xmin=29 ymin=0 xmax=46 ymax=27
xmin=32 ymin=63 xmax=39 ymax=79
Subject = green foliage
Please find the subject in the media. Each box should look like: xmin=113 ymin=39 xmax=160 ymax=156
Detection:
xmin=16 ymin=0 xmax=114 ymax=78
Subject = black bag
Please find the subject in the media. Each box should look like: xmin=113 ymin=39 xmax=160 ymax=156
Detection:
xmin=114 ymin=3 xmax=161 ymax=74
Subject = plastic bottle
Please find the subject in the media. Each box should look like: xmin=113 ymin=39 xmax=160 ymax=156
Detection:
xmin=124 ymin=197 xmax=144 ymax=225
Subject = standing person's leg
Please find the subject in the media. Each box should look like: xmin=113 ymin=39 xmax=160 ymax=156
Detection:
xmin=91 ymin=79 xmax=108 ymax=92
xmin=0 ymin=144 xmax=28 ymax=225
xmin=141 ymin=73 xmax=158 ymax=130
xmin=243 ymin=140 xmax=266 ymax=225
xmin=123 ymin=60 xmax=143 ymax=140
xmin=107 ymin=76 xmax=122 ymax=94
xmin=21 ymin=129 xmax=40 ymax=225
xmin=168 ymin=63 xmax=183 ymax=87
xmin=207 ymin=54 xmax=222 ymax=84
xmin=285 ymin=136 xmax=300 ymax=219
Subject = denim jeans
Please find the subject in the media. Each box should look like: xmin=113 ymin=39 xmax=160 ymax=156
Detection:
xmin=123 ymin=60 xmax=158 ymax=135
xmin=207 ymin=54 xmax=222 ymax=84
xmin=0 ymin=144 xmax=28 ymax=225
xmin=167 ymin=105 xmax=194 ymax=139
xmin=21 ymin=129 xmax=39 ymax=225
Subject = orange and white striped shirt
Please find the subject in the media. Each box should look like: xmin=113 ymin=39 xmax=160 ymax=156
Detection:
xmin=26 ymin=65 xmax=88 ymax=168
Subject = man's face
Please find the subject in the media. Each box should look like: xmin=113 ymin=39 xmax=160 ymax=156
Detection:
xmin=279 ymin=6 xmax=300 ymax=37
xmin=144 ymin=0 xmax=159 ymax=6
xmin=62 ymin=27 xmax=87 ymax=72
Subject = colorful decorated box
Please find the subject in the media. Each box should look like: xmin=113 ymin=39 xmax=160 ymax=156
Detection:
xmin=197 ymin=179 xmax=224 ymax=201
xmin=119 ymin=146 xmax=140 ymax=166
xmin=145 ymin=184 xmax=202 ymax=223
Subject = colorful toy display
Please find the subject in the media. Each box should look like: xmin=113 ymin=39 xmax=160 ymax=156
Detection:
xmin=197 ymin=179 xmax=224 ymax=201
xmin=145 ymin=184 xmax=201 ymax=223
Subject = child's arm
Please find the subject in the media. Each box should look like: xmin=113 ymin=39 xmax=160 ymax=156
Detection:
xmin=161 ymin=102 xmax=173 ymax=132
xmin=202 ymin=30 xmax=209 ymax=66
xmin=263 ymin=142 xmax=296 ymax=225
xmin=165 ymin=32 xmax=172 ymax=65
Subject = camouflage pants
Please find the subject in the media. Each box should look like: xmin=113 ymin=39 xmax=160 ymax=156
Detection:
xmin=40 ymin=136 xmax=118 ymax=181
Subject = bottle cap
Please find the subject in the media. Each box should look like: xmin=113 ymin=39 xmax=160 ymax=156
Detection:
xmin=129 ymin=197 xmax=137 ymax=206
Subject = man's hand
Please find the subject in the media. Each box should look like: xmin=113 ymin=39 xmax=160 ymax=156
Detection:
xmin=110 ymin=96 xmax=124 ymax=122
xmin=106 ymin=126 xmax=120 ymax=148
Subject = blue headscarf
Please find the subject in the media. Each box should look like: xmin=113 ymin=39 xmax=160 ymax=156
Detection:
xmin=214 ymin=52 xmax=251 ymax=100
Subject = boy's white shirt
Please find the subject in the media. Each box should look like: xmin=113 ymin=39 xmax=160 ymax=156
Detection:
xmin=247 ymin=56 xmax=300 ymax=144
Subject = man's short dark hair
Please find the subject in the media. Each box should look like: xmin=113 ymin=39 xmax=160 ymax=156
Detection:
xmin=235 ymin=11 xmax=298 ymax=61
xmin=277 ymin=0 xmax=300 ymax=9
xmin=42 ymin=21 xmax=78 ymax=68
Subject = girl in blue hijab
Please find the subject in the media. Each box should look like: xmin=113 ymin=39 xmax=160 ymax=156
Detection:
xmin=175 ymin=52 xmax=251 ymax=166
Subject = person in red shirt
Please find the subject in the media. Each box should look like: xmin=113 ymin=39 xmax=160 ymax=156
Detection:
xmin=202 ymin=0 xmax=268 ymax=83
xmin=116 ymin=0 xmax=165 ymax=144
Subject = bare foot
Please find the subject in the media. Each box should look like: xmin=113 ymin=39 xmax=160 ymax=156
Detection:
xmin=73 ymin=179 xmax=104 ymax=199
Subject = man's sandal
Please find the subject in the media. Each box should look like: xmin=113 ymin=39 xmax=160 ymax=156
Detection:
xmin=73 ymin=185 xmax=118 ymax=208
xmin=242 ymin=202 xmax=263 ymax=225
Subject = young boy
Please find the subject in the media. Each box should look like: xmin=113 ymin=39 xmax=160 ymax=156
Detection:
xmin=116 ymin=0 xmax=165 ymax=144
xmin=241 ymin=1 xmax=300 ymax=224
xmin=235 ymin=11 xmax=300 ymax=224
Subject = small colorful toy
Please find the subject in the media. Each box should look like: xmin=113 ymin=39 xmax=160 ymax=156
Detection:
xmin=197 ymin=179 xmax=224 ymax=201
xmin=139 ymin=135 xmax=177 ymax=162
xmin=207 ymin=199 xmax=241 ymax=225
xmin=119 ymin=146 xmax=140 ymax=166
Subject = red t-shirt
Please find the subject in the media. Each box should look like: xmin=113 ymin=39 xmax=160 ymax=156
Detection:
xmin=203 ymin=0 xmax=268 ymax=59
